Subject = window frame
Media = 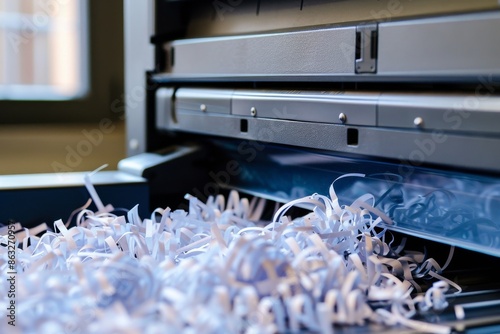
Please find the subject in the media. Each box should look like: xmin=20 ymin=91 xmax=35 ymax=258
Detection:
xmin=0 ymin=0 xmax=124 ymax=124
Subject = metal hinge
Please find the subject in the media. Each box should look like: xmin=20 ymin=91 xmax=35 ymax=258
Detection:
xmin=355 ymin=24 xmax=378 ymax=74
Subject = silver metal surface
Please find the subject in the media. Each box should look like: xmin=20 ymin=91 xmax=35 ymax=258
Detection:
xmin=156 ymin=88 xmax=500 ymax=172
xmin=166 ymin=26 xmax=355 ymax=76
xmin=378 ymin=11 xmax=500 ymax=77
xmin=124 ymin=0 xmax=155 ymax=156
xmin=233 ymin=90 xmax=378 ymax=126
xmin=378 ymin=93 xmax=500 ymax=133
xmin=162 ymin=112 xmax=500 ymax=172
xmin=159 ymin=87 xmax=500 ymax=133
xmin=176 ymin=88 xmax=233 ymax=115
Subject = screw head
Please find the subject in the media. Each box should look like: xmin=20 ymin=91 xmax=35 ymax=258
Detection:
xmin=250 ymin=107 xmax=257 ymax=117
xmin=200 ymin=104 xmax=207 ymax=112
xmin=339 ymin=113 xmax=347 ymax=124
xmin=414 ymin=117 xmax=424 ymax=128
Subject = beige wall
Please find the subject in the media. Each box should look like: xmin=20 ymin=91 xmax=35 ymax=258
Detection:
xmin=0 ymin=121 xmax=125 ymax=175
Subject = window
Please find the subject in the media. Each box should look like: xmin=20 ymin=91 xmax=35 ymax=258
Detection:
xmin=0 ymin=0 xmax=87 ymax=100
xmin=0 ymin=1 xmax=125 ymax=175
xmin=0 ymin=0 xmax=123 ymax=124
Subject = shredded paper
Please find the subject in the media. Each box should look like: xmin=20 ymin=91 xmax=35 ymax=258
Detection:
xmin=1 ymin=173 xmax=459 ymax=333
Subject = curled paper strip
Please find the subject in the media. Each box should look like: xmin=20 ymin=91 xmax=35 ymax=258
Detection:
xmin=0 ymin=173 xmax=457 ymax=333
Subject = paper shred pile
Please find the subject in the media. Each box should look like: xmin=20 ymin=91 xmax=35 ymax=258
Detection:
xmin=0 ymin=175 xmax=458 ymax=333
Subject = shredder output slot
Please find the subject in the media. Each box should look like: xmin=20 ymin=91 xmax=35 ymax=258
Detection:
xmin=240 ymin=119 xmax=248 ymax=133
xmin=347 ymin=128 xmax=359 ymax=146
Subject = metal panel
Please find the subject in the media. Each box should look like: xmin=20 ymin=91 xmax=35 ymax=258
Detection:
xmin=176 ymin=88 xmax=233 ymax=114
xmin=158 ymin=10 xmax=500 ymax=82
xmin=157 ymin=88 xmax=379 ymax=127
xmin=378 ymin=11 xmax=500 ymax=77
xmin=166 ymin=26 xmax=356 ymax=76
xmin=160 ymin=88 xmax=500 ymax=132
xmin=232 ymin=90 xmax=378 ymax=126
xmin=165 ymin=112 xmax=500 ymax=172
xmin=124 ymin=0 xmax=155 ymax=156
xmin=378 ymin=93 xmax=500 ymax=133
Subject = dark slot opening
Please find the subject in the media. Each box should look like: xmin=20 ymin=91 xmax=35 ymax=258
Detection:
xmin=240 ymin=119 xmax=248 ymax=133
xmin=347 ymin=128 xmax=359 ymax=146
xmin=370 ymin=30 xmax=378 ymax=59
xmin=355 ymin=32 xmax=361 ymax=60
xmin=171 ymin=89 xmax=178 ymax=124
xmin=170 ymin=47 xmax=175 ymax=67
